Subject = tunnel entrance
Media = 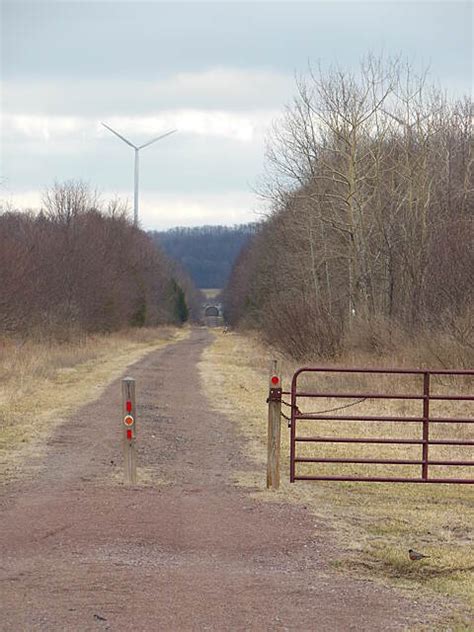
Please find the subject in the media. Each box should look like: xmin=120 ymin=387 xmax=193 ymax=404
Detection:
xmin=203 ymin=303 xmax=224 ymax=328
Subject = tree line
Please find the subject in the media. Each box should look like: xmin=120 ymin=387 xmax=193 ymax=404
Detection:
xmin=0 ymin=181 xmax=200 ymax=339
xmin=224 ymin=56 xmax=473 ymax=363
xmin=151 ymin=224 xmax=258 ymax=289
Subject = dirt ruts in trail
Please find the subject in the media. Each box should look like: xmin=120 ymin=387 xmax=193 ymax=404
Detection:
xmin=0 ymin=329 xmax=444 ymax=631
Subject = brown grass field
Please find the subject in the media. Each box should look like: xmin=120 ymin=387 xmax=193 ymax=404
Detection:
xmin=0 ymin=327 xmax=189 ymax=482
xmin=199 ymin=330 xmax=474 ymax=626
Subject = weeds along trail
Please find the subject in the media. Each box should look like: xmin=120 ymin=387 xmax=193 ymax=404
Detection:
xmin=199 ymin=330 xmax=474 ymax=622
xmin=0 ymin=326 xmax=189 ymax=482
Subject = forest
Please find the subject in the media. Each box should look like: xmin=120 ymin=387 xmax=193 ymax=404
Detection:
xmin=0 ymin=181 xmax=200 ymax=339
xmin=224 ymin=56 xmax=473 ymax=364
xmin=151 ymin=224 xmax=257 ymax=289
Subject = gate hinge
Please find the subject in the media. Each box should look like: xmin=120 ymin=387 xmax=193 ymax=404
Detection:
xmin=266 ymin=387 xmax=282 ymax=403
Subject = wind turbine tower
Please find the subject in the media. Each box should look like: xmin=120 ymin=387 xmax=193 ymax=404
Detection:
xmin=102 ymin=122 xmax=177 ymax=226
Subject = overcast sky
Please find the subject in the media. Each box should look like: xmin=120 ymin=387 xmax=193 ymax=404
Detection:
xmin=1 ymin=1 xmax=472 ymax=230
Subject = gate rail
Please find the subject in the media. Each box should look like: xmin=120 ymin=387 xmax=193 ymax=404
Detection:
xmin=288 ymin=368 xmax=474 ymax=484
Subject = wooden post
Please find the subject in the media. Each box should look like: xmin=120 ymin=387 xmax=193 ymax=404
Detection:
xmin=267 ymin=360 xmax=282 ymax=489
xmin=122 ymin=377 xmax=137 ymax=485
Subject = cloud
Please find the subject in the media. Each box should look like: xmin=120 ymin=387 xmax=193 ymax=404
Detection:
xmin=99 ymin=109 xmax=277 ymax=143
xmin=2 ymin=115 xmax=83 ymax=142
xmin=1 ymin=190 xmax=43 ymax=211
xmin=2 ymin=68 xmax=294 ymax=116
xmin=139 ymin=191 xmax=261 ymax=230
xmin=2 ymin=108 xmax=278 ymax=144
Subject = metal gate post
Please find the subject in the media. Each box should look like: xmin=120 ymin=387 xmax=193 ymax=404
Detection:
xmin=290 ymin=371 xmax=298 ymax=482
xmin=422 ymin=372 xmax=430 ymax=481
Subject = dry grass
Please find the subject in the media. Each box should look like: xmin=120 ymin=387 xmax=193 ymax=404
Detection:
xmin=199 ymin=330 xmax=474 ymax=625
xmin=0 ymin=326 xmax=189 ymax=481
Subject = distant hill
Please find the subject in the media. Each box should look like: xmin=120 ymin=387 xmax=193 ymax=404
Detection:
xmin=150 ymin=224 xmax=258 ymax=289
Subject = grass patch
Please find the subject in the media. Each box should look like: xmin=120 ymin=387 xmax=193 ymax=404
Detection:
xmin=199 ymin=330 xmax=474 ymax=624
xmin=0 ymin=326 xmax=189 ymax=481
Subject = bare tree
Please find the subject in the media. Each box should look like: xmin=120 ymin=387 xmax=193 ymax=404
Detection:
xmin=229 ymin=55 xmax=473 ymax=361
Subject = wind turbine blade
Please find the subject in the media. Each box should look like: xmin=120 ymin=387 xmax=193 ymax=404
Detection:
xmin=138 ymin=129 xmax=177 ymax=150
xmin=101 ymin=122 xmax=137 ymax=149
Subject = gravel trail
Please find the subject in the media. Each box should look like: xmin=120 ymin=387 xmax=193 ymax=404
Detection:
xmin=0 ymin=328 xmax=441 ymax=631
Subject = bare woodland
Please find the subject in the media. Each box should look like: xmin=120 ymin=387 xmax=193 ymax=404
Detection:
xmin=225 ymin=57 xmax=473 ymax=364
xmin=0 ymin=181 xmax=199 ymax=338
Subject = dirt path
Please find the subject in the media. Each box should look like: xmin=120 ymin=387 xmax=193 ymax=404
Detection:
xmin=0 ymin=329 xmax=442 ymax=631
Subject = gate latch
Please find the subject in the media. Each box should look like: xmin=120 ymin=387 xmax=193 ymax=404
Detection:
xmin=266 ymin=387 xmax=282 ymax=403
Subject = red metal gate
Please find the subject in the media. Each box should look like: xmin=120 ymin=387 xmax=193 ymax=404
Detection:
xmin=288 ymin=367 xmax=474 ymax=484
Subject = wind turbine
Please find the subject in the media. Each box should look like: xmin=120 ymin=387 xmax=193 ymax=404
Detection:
xmin=101 ymin=122 xmax=177 ymax=226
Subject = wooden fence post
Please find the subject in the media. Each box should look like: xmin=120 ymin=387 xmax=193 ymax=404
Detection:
xmin=267 ymin=360 xmax=282 ymax=489
xmin=122 ymin=377 xmax=137 ymax=485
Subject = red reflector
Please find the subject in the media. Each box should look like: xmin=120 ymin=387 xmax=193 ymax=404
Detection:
xmin=126 ymin=400 xmax=132 ymax=412
xmin=126 ymin=429 xmax=132 ymax=441
xmin=271 ymin=376 xmax=279 ymax=385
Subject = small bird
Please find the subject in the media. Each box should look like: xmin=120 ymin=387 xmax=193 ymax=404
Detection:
xmin=93 ymin=613 xmax=107 ymax=621
xmin=409 ymin=548 xmax=430 ymax=561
